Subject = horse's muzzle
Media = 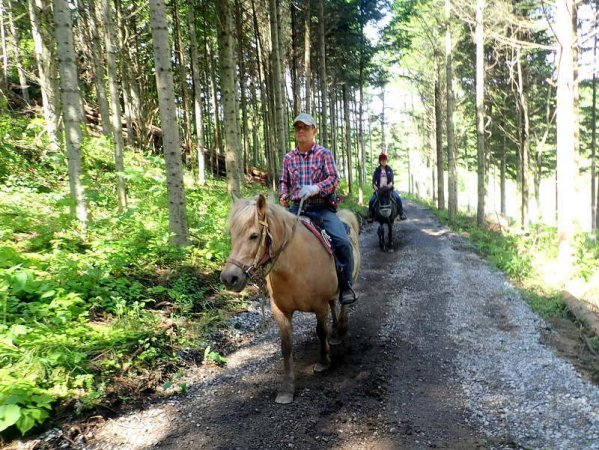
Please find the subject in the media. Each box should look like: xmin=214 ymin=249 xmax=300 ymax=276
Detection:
xmin=220 ymin=265 xmax=248 ymax=292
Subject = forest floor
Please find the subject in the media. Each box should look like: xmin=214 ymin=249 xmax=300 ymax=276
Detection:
xmin=8 ymin=200 xmax=599 ymax=450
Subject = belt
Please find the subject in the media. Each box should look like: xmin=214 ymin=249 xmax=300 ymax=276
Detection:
xmin=293 ymin=197 xmax=327 ymax=205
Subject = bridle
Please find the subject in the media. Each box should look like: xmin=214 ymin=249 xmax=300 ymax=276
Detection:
xmin=226 ymin=200 xmax=302 ymax=283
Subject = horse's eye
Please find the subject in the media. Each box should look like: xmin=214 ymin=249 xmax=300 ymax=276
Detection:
xmin=249 ymin=233 xmax=259 ymax=240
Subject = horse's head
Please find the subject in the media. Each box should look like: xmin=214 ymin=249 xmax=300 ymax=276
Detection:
xmin=375 ymin=186 xmax=396 ymax=220
xmin=220 ymin=194 xmax=271 ymax=292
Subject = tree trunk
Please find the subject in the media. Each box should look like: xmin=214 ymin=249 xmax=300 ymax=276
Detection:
xmin=53 ymin=0 xmax=87 ymax=224
xmin=100 ymin=0 xmax=127 ymax=210
xmin=476 ymin=0 xmax=485 ymax=227
xmin=5 ymin=0 xmax=29 ymax=103
xmin=188 ymin=0 xmax=206 ymax=185
xmin=0 ymin=0 xmax=8 ymax=93
xmin=216 ymin=0 xmax=242 ymax=197
xmin=304 ymin=0 xmax=311 ymax=113
xmin=343 ymin=83 xmax=353 ymax=193
xmin=148 ymin=0 xmax=189 ymax=246
xmin=172 ymin=0 xmax=192 ymax=166
xmin=434 ymin=53 xmax=445 ymax=210
xmin=80 ymin=2 xmax=110 ymax=136
xmin=591 ymin=21 xmax=597 ymax=230
xmin=28 ymin=0 xmax=61 ymax=151
xmin=317 ymin=0 xmax=328 ymax=147
xmin=268 ymin=0 xmax=287 ymax=161
xmin=501 ymin=133 xmax=506 ymax=216
xmin=445 ymin=0 xmax=458 ymax=221
xmin=235 ymin=0 xmax=249 ymax=175
xmin=516 ymin=48 xmax=530 ymax=229
xmin=555 ymin=0 xmax=577 ymax=266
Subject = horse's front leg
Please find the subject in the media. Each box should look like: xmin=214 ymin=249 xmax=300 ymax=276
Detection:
xmin=314 ymin=309 xmax=331 ymax=372
xmin=272 ymin=306 xmax=295 ymax=404
xmin=388 ymin=222 xmax=394 ymax=252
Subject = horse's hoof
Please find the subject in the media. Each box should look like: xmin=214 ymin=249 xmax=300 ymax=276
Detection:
xmin=314 ymin=362 xmax=330 ymax=373
xmin=275 ymin=392 xmax=294 ymax=404
xmin=388 ymin=248 xmax=394 ymax=253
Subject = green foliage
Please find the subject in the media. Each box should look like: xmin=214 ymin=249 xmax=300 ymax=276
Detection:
xmin=0 ymin=132 xmax=244 ymax=437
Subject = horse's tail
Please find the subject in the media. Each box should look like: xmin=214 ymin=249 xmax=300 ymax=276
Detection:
xmin=337 ymin=209 xmax=361 ymax=284
xmin=337 ymin=209 xmax=360 ymax=235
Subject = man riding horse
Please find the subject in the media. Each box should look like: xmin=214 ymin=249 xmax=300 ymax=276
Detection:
xmin=367 ymin=153 xmax=407 ymax=223
xmin=278 ymin=113 xmax=357 ymax=305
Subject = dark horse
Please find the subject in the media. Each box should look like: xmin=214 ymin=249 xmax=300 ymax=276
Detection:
xmin=374 ymin=185 xmax=398 ymax=251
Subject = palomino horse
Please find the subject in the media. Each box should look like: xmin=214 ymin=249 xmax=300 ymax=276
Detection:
xmin=374 ymin=185 xmax=398 ymax=251
xmin=220 ymin=194 xmax=361 ymax=404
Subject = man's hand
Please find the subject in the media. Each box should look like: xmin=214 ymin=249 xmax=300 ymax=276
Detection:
xmin=299 ymin=184 xmax=320 ymax=199
xmin=279 ymin=194 xmax=290 ymax=207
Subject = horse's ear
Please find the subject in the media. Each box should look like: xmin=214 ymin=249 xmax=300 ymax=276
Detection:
xmin=256 ymin=194 xmax=267 ymax=218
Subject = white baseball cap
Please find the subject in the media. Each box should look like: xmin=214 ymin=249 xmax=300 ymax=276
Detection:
xmin=293 ymin=113 xmax=317 ymax=127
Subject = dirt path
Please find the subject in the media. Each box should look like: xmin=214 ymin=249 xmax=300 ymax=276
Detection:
xmin=28 ymin=200 xmax=599 ymax=450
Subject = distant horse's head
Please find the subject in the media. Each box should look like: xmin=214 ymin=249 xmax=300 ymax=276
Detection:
xmin=220 ymin=194 xmax=270 ymax=291
xmin=375 ymin=186 xmax=396 ymax=220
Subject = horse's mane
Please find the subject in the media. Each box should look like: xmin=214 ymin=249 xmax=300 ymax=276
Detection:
xmin=227 ymin=196 xmax=296 ymax=239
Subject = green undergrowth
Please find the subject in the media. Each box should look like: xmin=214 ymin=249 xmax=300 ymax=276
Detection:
xmin=408 ymin=194 xmax=599 ymax=321
xmin=0 ymin=116 xmax=271 ymax=438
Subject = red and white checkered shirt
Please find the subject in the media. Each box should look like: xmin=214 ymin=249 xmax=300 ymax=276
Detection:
xmin=279 ymin=142 xmax=339 ymax=201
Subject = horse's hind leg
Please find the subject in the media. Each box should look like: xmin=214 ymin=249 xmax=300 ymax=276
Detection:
xmin=329 ymin=300 xmax=347 ymax=345
xmin=314 ymin=309 xmax=331 ymax=373
xmin=272 ymin=308 xmax=295 ymax=404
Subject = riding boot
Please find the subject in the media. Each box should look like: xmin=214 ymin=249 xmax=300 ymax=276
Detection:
xmin=339 ymin=281 xmax=357 ymax=305
xmin=367 ymin=206 xmax=374 ymax=223
xmin=399 ymin=209 xmax=407 ymax=221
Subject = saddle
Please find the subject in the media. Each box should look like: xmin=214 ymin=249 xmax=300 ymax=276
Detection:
xmin=299 ymin=216 xmax=334 ymax=255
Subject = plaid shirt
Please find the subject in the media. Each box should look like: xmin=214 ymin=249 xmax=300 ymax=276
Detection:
xmin=279 ymin=142 xmax=339 ymax=201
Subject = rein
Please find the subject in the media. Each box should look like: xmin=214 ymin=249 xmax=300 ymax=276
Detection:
xmin=226 ymin=199 xmax=303 ymax=283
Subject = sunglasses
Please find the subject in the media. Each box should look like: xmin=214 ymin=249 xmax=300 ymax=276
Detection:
xmin=293 ymin=124 xmax=313 ymax=132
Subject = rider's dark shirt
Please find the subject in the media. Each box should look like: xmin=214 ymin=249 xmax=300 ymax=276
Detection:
xmin=372 ymin=166 xmax=395 ymax=190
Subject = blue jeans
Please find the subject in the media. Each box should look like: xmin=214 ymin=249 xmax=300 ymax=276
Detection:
xmin=289 ymin=204 xmax=354 ymax=287
xmin=368 ymin=191 xmax=403 ymax=212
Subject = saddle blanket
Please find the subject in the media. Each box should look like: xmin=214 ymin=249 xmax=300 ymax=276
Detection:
xmin=299 ymin=216 xmax=334 ymax=255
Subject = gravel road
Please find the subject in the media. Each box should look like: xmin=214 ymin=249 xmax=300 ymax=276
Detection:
xmin=29 ymin=200 xmax=599 ymax=449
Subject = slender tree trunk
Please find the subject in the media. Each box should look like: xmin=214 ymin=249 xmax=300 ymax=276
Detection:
xmin=53 ymin=0 xmax=87 ymax=224
xmin=515 ymin=48 xmax=530 ymax=229
xmin=434 ymin=53 xmax=444 ymax=210
xmin=148 ymin=0 xmax=189 ymax=246
xmin=115 ymin=0 xmax=134 ymax=146
xmin=343 ymin=83 xmax=353 ymax=193
xmin=100 ymin=0 xmax=127 ymax=210
xmin=317 ymin=0 xmax=328 ymax=147
xmin=591 ymin=20 xmax=597 ymax=230
xmin=290 ymin=0 xmax=299 ymax=117
xmin=172 ymin=0 xmax=192 ymax=166
xmin=445 ymin=0 xmax=457 ymax=221
xmin=28 ymin=0 xmax=61 ymax=151
xmin=0 ymin=0 xmax=8 ymax=93
xmin=555 ymin=0 xmax=576 ymax=266
xmin=216 ymin=0 xmax=242 ymax=196
xmin=269 ymin=0 xmax=287 ymax=160
xmin=188 ymin=0 xmax=206 ymax=185
xmin=81 ymin=2 xmax=110 ymax=136
xmin=476 ymin=0 xmax=485 ymax=226
xmin=235 ymin=0 xmax=249 ymax=174
xmin=501 ymin=133 xmax=506 ymax=216
xmin=304 ymin=0 xmax=311 ymax=113
xmin=6 ymin=0 xmax=29 ymax=103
